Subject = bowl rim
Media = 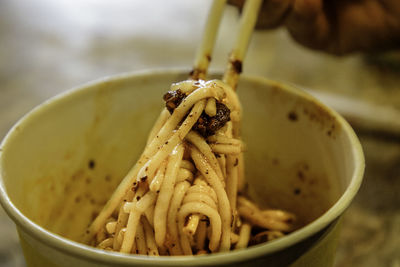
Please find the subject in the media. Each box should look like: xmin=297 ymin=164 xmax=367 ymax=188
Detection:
xmin=0 ymin=69 xmax=365 ymax=266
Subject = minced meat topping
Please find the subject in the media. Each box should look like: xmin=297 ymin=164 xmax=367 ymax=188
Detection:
xmin=163 ymin=90 xmax=230 ymax=137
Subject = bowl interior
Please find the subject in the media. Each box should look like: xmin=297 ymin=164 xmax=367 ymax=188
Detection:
xmin=0 ymin=71 xmax=360 ymax=250
xmin=240 ymin=78 xmax=352 ymax=227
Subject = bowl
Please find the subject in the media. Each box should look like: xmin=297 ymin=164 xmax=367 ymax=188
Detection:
xmin=0 ymin=70 xmax=364 ymax=266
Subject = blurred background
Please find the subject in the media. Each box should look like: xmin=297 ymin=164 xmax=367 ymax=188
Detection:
xmin=0 ymin=0 xmax=399 ymax=266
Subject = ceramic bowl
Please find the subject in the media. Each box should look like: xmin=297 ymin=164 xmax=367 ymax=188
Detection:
xmin=0 ymin=70 xmax=364 ymax=267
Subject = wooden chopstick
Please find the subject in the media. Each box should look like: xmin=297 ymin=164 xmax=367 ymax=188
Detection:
xmin=191 ymin=0 xmax=227 ymax=80
xmin=223 ymin=0 xmax=263 ymax=89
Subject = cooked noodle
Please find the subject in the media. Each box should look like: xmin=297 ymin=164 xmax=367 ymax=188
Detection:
xmin=82 ymin=79 xmax=296 ymax=255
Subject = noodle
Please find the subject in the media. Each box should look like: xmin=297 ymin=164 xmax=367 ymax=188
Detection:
xmin=149 ymin=160 xmax=167 ymax=192
xmin=235 ymin=223 xmax=251 ymax=249
xmin=144 ymin=203 xmax=155 ymax=228
xmin=167 ymin=181 xmax=190 ymax=255
xmin=205 ymin=98 xmax=217 ymax=117
xmin=84 ymin=79 xmax=296 ymax=256
xmin=134 ymin=222 xmax=147 ymax=254
xmin=185 ymin=131 xmax=224 ymax=183
xmin=190 ymin=146 xmax=231 ymax=251
xmin=178 ymin=202 xmax=222 ymax=253
xmin=176 ymin=168 xmax=194 ymax=183
xmin=154 ymin=144 xmax=184 ymax=247
xmin=142 ymin=217 xmax=159 ymax=256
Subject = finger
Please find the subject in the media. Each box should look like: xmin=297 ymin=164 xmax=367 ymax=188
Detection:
xmin=336 ymin=1 xmax=400 ymax=54
xmin=293 ymin=0 xmax=323 ymax=17
xmin=228 ymin=0 xmax=292 ymax=29
xmin=255 ymin=0 xmax=293 ymax=29
xmin=285 ymin=0 xmax=332 ymax=51
xmin=227 ymin=0 xmax=245 ymax=9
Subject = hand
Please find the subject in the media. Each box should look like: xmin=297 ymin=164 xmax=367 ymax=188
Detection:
xmin=229 ymin=0 xmax=400 ymax=55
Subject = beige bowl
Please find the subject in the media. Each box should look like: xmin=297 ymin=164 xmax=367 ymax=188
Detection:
xmin=0 ymin=70 xmax=364 ymax=266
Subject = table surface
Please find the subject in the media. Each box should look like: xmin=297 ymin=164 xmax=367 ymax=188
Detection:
xmin=1 ymin=1 xmax=399 ymax=266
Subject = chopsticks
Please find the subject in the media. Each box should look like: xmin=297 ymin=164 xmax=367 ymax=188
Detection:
xmin=223 ymin=0 xmax=262 ymax=89
xmin=191 ymin=0 xmax=263 ymax=91
xmin=191 ymin=0 xmax=227 ymax=80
